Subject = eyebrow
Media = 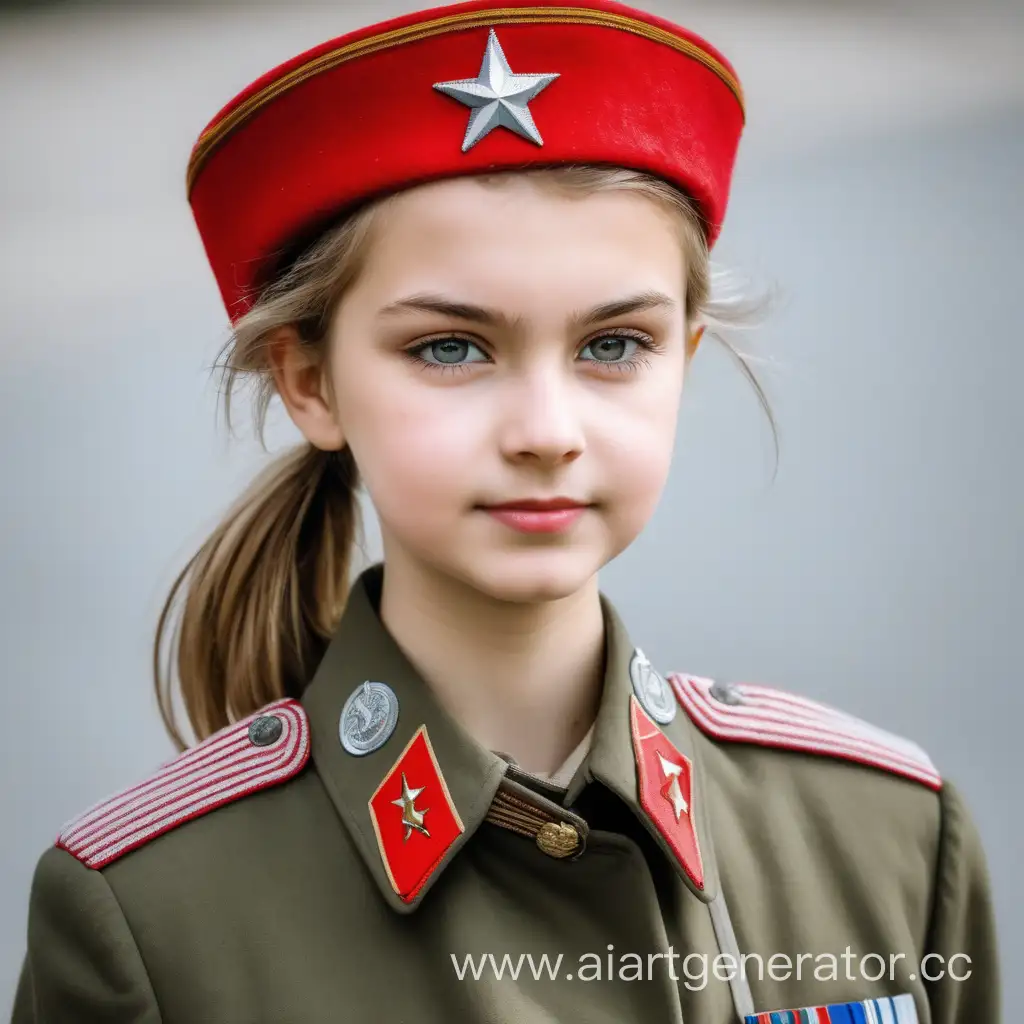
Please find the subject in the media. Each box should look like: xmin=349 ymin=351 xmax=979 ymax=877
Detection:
xmin=376 ymin=290 xmax=677 ymax=329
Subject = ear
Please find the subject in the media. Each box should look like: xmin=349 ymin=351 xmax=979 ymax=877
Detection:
xmin=267 ymin=325 xmax=346 ymax=451
xmin=685 ymin=324 xmax=705 ymax=361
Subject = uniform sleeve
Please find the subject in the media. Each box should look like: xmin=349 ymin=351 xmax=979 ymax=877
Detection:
xmin=10 ymin=846 xmax=161 ymax=1024
xmin=923 ymin=780 xmax=1000 ymax=1024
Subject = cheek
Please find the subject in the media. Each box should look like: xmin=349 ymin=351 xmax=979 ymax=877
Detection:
xmin=333 ymin=365 xmax=482 ymax=521
xmin=594 ymin=364 xmax=684 ymax=507
xmin=600 ymin=403 xmax=680 ymax=529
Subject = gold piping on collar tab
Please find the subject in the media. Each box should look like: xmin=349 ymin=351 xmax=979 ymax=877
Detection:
xmin=186 ymin=6 xmax=745 ymax=193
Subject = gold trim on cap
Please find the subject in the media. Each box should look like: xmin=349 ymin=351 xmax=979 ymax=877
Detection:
xmin=187 ymin=6 xmax=744 ymax=193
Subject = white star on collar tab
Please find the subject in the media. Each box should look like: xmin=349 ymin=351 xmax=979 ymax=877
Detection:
xmin=391 ymin=772 xmax=430 ymax=841
xmin=657 ymin=752 xmax=689 ymax=823
xmin=433 ymin=29 xmax=559 ymax=152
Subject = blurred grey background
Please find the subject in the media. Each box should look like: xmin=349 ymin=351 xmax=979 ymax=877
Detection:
xmin=1 ymin=0 xmax=1021 ymax=1013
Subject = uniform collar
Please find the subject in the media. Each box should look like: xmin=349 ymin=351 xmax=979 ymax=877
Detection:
xmin=301 ymin=565 xmax=507 ymax=914
xmin=583 ymin=596 xmax=719 ymax=903
xmin=302 ymin=565 xmax=718 ymax=912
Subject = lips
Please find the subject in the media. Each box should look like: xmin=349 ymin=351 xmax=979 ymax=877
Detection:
xmin=478 ymin=498 xmax=591 ymax=535
xmin=481 ymin=497 xmax=588 ymax=512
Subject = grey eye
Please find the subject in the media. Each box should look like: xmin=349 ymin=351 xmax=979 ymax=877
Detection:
xmin=418 ymin=338 xmax=488 ymax=364
xmin=579 ymin=335 xmax=638 ymax=363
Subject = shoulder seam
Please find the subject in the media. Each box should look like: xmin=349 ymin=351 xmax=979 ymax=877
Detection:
xmin=89 ymin=851 xmax=164 ymax=1023
xmin=923 ymin=780 xmax=963 ymax=960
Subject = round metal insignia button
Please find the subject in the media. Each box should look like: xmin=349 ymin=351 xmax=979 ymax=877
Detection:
xmin=536 ymin=821 xmax=580 ymax=859
xmin=709 ymin=680 xmax=744 ymax=706
xmin=629 ymin=648 xmax=676 ymax=725
xmin=339 ymin=680 xmax=399 ymax=756
xmin=248 ymin=714 xmax=283 ymax=747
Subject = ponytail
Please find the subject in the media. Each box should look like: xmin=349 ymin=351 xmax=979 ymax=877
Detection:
xmin=154 ymin=444 xmax=360 ymax=749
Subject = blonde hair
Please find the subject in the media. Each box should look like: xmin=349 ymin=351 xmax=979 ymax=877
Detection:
xmin=154 ymin=165 xmax=772 ymax=749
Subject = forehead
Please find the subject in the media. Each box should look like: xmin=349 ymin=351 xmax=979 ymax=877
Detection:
xmin=353 ymin=175 xmax=686 ymax=311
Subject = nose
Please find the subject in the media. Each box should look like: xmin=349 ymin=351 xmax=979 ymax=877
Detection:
xmin=497 ymin=365 xmax=585 ymax=467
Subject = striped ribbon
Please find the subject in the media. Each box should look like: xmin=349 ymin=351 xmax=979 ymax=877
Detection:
xmin=745 ymin=992 xmax=918 ymax=1023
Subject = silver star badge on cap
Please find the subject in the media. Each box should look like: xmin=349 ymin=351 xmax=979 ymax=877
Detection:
xmin=433 ymin=28 xmax=559 ymax=152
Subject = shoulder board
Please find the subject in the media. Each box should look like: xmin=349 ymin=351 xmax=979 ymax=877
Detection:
xmin=670 ymin=673 xmax=941 ymax=791
xmin=57 ymin=698 xmax=310 ymax=869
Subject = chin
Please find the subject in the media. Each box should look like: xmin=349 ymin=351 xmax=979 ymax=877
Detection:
xmin=453 ymin=547 xmax=605 ymax=605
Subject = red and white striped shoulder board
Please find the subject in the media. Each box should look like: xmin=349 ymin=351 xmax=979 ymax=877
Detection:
xmin=669 ymin=673 xmax=941 ymax=791
xmin=57 ymin=698 xmax=310 ymax=870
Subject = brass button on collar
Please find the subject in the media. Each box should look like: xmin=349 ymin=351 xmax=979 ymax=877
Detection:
xmin=536 ymin=821 xmax=580 ymax=859
xmin=485 ymin=779 xmax=588 ymax=860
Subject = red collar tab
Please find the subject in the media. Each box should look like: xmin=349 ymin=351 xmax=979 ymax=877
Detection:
xmin=57 ymin=699 xmax=311 ymax=870
xmin=369 ymin=724 xmax=466 ymax=904
xmin=672 ymin=674 xmax=942 ymax=791
xmin=187 ymin=0 xmax=744 ymax=322
xmin=629 ymin=695 xmax=705 ymax=891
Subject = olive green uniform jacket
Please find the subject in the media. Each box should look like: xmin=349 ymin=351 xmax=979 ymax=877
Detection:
xmin=12 ymin=567 xmax=999 ymax=1023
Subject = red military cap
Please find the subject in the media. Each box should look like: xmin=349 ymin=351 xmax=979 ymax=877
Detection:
xmin=187 ymin=0 xmax=745 ymax=322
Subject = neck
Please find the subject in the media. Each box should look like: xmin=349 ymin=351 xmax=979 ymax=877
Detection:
xmin=377 ymin=552 xmax=605 ymax=775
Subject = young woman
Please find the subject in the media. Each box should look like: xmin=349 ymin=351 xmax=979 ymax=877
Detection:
xmin=13 ymin=0 xmax=998 ymax=1021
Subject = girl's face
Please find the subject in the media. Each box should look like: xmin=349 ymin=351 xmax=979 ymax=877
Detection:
xmin=326 ymin=175 xmax=690 ymax=603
